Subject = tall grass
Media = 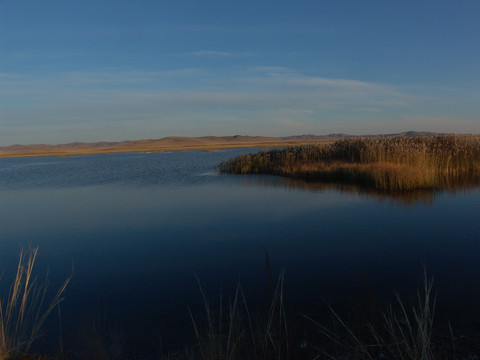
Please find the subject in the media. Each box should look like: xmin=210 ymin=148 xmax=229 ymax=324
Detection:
xmin=188 ymin=272 xmax=446 ymax=360
xmin=218 ymin=135 xmax=480 ymax=191
xmin=0 ymin=251 xmax=466 ymax=359
xmin=306 ymin=271 xmax=437 ymax=360
xmin=189 ymin=273 xmax=291 ymax=360
xmin=0 ymin=248 xmax=71 ymax=359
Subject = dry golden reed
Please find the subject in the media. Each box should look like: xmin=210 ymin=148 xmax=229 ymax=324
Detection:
xmin=218 ymin=135 xmax=480 ymax=191
xmin=0 ymin=248 xmax=71 ymax=360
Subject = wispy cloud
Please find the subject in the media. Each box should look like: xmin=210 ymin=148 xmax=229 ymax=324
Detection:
xmin=0 ymin=73 xmax=29 ymax=80
xmin=357 ymin=107 xmax=381 ymax=113
xmin=1 ymin=67 xmax=479 ymax=145
xmin=59 ymin=68 xmax=207 ymax=85
xmin=10 ymin=50 xmax=62 ymax=60
xmin=184 ymin=50 xmax=253 ymax=57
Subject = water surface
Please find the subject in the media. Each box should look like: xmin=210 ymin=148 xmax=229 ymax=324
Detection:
xmin=1 ymin=150 xmax=479 ymax=352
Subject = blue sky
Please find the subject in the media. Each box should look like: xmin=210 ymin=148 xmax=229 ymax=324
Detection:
xmin=1 ymin=0 xmax=479 ymax=145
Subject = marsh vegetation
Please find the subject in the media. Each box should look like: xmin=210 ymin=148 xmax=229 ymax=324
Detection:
xmin=218 ymin=135 xmax=480 ymax=192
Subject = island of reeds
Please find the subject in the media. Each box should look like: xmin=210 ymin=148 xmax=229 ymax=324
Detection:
xmin=218 ymin=135 xmax=480 ymax=192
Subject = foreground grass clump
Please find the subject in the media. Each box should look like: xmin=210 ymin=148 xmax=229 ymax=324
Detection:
xmin=0 ymin=253 xmax=474 ymax=360
xmin=308 ymin=272 xmax=438 ymax=360
xmin=0 ymin=248 xmax=71 ymax=360
xmin=188 ymin=272 xmax=445 ymax=360
xmin=189 ymin=274 xmax=291 ymax=360
xmin=218 ymin=135 xmax=480 ymax=191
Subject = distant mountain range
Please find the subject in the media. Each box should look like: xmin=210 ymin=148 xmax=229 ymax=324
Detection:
xmin=0 ymin=131 xmax=469 ymax=158
xmin=282 ymin=131 xmax=443 ymax=140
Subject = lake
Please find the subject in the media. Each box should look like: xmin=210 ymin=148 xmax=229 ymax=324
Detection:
xmin=1 ymin=149 xmax=479 ymax=355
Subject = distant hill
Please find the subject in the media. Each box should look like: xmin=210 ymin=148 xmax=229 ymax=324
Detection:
xmin=362 ymin=131 xmax=441 ymax=138
xmin=282 ymin=131 xmax=443 ymax=140
xmin=0 ymin=131 xmax=468 ymax=158
xmin=280 ymin=133 xmax=353 ymax=140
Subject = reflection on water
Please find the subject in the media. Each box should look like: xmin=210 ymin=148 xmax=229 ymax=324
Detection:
xmin=0 ymin=150 xmax=479 ymax=354
xmin=235 ymin=173 xmax=480 ymax=206
xmin=235 ymin=175 xmax=436 ymax=205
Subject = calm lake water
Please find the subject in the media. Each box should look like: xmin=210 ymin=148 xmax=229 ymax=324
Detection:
xmin=1 ymin=149 xmax=479 ymax=354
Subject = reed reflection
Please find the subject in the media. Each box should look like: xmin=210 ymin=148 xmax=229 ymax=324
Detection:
xmin=232 ymin=174 xmax=480 ymax=206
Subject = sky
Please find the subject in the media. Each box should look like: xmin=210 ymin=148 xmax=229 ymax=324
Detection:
xmin=1 ymin=0 xmax=479 ymax=146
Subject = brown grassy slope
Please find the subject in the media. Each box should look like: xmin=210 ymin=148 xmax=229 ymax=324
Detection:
xmin=0 ymin=136 xmax=335 ymax=158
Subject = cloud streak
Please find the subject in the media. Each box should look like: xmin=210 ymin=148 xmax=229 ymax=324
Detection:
xmin=186 ymin=50 xmax=253 ymax=57
xmin=1 ymin=67 xmax=479 ymax=145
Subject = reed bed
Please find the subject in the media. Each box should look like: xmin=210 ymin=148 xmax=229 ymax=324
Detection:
xmin=218 ymin=135 xmax=480 ymax=191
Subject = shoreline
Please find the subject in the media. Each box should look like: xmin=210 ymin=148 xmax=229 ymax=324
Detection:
xmin=0 ymin=136 xmax=335 ymax=158
xmin=1 ymin=132 xmax=460 ymax=158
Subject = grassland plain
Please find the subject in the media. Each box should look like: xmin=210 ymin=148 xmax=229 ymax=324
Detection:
xmin=0 ymin=136 xmax=335 ymax=158
xmin=218 ymin=135 xmax=480 ymax=192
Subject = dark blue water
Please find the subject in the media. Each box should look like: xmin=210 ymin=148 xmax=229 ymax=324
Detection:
xmin=1 ymin=150 xmax=479 ymax=353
